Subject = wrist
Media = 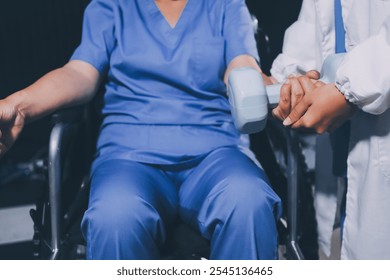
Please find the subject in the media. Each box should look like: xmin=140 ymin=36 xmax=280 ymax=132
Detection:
xmin=335 ymin=80 xmax=360 ymax=106
xmin=4 ymin=90 xmax=28 ymax=123
xmin=333 ymin=83 xmax=358 ymax=114
xmin=334 ymin=83 xmax=346 ymax=96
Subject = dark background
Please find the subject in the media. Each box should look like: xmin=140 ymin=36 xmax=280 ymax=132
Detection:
xmin=247 ymin=0 xmax=303 ymax=72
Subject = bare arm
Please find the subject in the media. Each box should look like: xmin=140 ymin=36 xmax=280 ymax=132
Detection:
xmin=6 ymin=60 xmax=101 ymax=122
xmin=0 ymin=60 xmax=101 ymax=157
xmin=224 ymin=54 xmax=273 ymax=86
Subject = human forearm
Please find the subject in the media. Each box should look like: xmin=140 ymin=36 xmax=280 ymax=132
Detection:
xmin=5 ymin=60 xmax=100 ymax=123
xmin=224 ymin=54 xmax=272 ymax=85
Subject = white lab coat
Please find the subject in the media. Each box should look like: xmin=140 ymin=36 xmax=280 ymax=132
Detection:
xmin=271 ymin=0 xmax=390 ymax=259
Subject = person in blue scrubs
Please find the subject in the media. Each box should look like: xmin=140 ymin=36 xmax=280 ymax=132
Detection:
xmin=0 ymin=0 xmax=281 ymax=259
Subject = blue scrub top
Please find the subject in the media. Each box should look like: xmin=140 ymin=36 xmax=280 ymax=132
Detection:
xmin=71 ymin=0 xmax=259 ymax=165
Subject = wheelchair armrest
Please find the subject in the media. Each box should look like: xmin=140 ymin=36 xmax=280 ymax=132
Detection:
xmin=50 ymin=105 xmax=85 ymax=125
xmin=47 ymin=105 xmax=88 ymax=259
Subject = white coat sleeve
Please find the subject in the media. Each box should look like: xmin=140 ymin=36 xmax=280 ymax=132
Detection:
xmin=336 ymin=16 xmax=390 ymax=115
xmin=270 ymin=0 xmax=321 ymax=82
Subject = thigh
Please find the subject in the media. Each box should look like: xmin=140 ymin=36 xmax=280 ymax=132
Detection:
xmin=179 ymin=147 xmax=281 ymax=229
xmin=89 ymin=159 xmax=179 ymax=226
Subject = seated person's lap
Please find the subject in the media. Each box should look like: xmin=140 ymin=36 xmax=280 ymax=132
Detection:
xmin=82 ymin=146 xmax=281 ymax=259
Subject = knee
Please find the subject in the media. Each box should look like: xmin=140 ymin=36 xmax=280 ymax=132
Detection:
xmin=219 ymin=178 xmax=281 ymax=220
xmin=82 ymin=195 xmax=164 ymax=238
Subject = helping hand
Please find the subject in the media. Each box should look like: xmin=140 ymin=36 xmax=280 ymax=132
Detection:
xmin=281 ymin=78 xmax=356 ymax=134
xmin=272 ymin=70 xmax=321 ymax=120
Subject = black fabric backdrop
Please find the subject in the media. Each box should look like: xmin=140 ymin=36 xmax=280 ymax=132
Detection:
xmin=247 ymin=0 xmax=303 ymax=73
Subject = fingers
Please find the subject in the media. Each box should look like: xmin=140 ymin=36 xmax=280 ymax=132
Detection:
xmin=283 ymin=98 xmax=310 ymax=126
xmin=272 ymin=75 xmax=308 ymax=121
xmin=298 ymin=75 xmax=317 ymax=93
xmin=288 ymin=73 xmax=318 ymax=110
xmin=287 ymin=104 xmax=325 ymax=134
xmin=290 ymin=77 xmax=304 ymax=109
xmin=272 ymin=80 xmax=291 ymax=120
xmin=314 ymin=80 xmax=325 ymax=88
xmin=289 ymin=84 xmax=355 ymax=134
xmin=306 ymin=70 xmax=320 ymax=80
xmin=272 ymin=106 xmax=286 ymax=121
xmin=283 ymin=76 xmax=316 ymax=126
xmin=273 ymin=73 xmax=323 ymax=124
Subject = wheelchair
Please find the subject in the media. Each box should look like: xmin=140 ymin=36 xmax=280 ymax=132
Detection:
xmin=26 ymin=101 xmax=317 ymax=260
xmin=1 ymin=9 xmax=318 ymax=260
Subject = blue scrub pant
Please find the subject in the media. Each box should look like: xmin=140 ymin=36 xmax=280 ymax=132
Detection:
xmin=81 ymin=147 xmax=282 ymax=259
